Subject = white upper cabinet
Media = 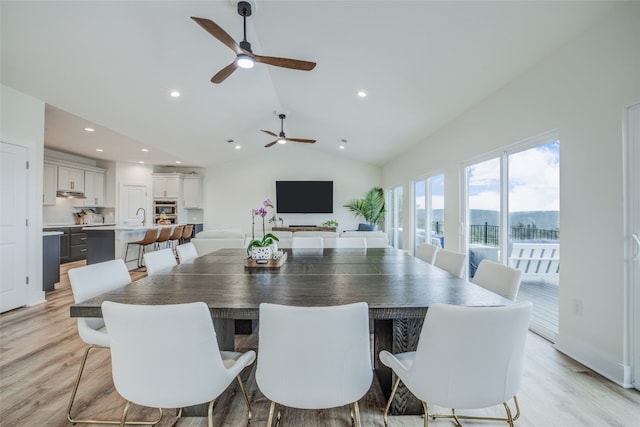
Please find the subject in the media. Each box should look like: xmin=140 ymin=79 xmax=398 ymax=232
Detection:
xmin=84 ymin=171 xmax=105 ymax=206
xmin=57 ymin=165 xmax=84 ymax=192
xmin=43 ymin=163 xmax=57 ymax=205
xmin=153 ymin=174 xmax=181 ymax=199
xmin=183 ymin=176 xmax=203 ymax=208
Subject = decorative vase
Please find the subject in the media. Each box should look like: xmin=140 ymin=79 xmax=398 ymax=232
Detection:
xmin=251 ymin=246 xmax=271 ymax=260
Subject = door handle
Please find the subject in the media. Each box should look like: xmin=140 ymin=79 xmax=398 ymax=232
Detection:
xmin=633 ymin=233 xmax=640 ymax=262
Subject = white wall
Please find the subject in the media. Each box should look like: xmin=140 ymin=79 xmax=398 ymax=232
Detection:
xmin=204 ymin=144 xmax=382 ymax=235
xmin=0 ymin=84 xmax=45 ymax=306
xmin=383 ymin=3 xmax=640 ymax=386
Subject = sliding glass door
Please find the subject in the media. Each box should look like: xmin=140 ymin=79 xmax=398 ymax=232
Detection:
xmin=413 ymin=174 xmax=444 ymax=254
xmin=465 ymin=133 xmax=560 ymax=340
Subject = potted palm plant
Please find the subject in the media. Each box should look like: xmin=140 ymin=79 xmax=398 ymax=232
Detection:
xmin=343 ymin=187 xmax=386 ymax=231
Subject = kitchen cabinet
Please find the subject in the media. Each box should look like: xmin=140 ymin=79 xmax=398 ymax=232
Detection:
xmin=42 ymin=233 xmax=61 ymax=292
xmin=57 ymin=165 xmax=85 ymax=193
xmin=183 ymin=176 xmax=203 ymax=208
xmin=83 ymin=171 xmax=105 ymax=206
xmin=43 ymin=163 xmax=57 ymax=205
xmin=153 ymin=174 xmax=181 ymax=199
xmin=70 ymin=231 xmax=88 ymax=260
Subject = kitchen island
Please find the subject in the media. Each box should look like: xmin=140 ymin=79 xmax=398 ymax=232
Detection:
xmin=84 ymin=224 xmax=201 ymax=270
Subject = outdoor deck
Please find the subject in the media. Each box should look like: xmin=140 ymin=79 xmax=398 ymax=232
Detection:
xmin=517 ymin=275 xmax=559 ymax=333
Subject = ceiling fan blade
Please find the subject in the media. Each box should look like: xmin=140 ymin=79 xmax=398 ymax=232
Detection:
xmin=288 ymin=138 xmax=316 ymax=143
xmin=191 ymin=17 xmax=241 ymax=54
xmin=261 ymin=130 xmax=278 ymax=137
xmin=264 ymin=140 xmax=278 ymax=148
xmin=211 ymin=62 xmax=238 ymax=84
xmin=253 ymin=54 xmax=316 ymax=71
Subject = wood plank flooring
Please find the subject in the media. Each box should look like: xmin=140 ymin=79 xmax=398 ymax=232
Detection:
xmin=1 ymin=261 xmax=639 ymax=426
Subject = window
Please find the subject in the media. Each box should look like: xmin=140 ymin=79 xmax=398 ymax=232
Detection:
xmin=388 ymin=185 xmax=403 ymax=249
xmin=413 ymin=174 xmax=444 ymax=254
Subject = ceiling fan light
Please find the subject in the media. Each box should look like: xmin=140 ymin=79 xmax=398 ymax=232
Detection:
xmin=277 ymin=137 xmax=287 ymax=144
xmin=237 ymin=54 xmax=254 ymax=69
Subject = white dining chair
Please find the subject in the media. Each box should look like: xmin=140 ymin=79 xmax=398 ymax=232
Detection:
xmin=291 ymin=236 xmax=324 ymax=249
xmin=102 ymin=301 xmax=256 ymax=427
xmin=143 ymin=248 xmax=177 ymax=275
xmin=379 ymin=301 xmax=532 ymax=427
xmin=471 ymin=259 xmax=523 ymax=301
xmin=334 ymin=237 xmax=367 ymax=248
xmin=416 ymin=243 xmax=438 ymax=264
xmin=256 ymin=302 xmax=373 ymax=427
xmin=176 ymin=242 xmax=198 ymax=263
xmin=67 ymin=259 xmax=160 ymax=425
xmin=433 ymin=248 xmax=467 ymax=278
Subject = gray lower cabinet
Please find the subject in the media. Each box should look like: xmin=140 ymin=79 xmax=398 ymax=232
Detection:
xmin=45 ymin=227 xmax=87 ymax=264
xmin=42 ymin=234 xmax=61 ymax=292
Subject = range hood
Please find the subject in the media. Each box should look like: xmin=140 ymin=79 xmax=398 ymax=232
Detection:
xmin=56 ymin=190 xmax=86 ymax=199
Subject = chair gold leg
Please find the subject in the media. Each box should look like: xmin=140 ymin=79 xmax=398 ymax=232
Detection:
xmin=422 ymin=401 xmax=429 ymax=427
xmin=67 ymin=345 xmax=162 ymax=425
xmin=207 ymin=400 xmax=215 ymax=427
xmin=236 ymin=375 xmax=252 ymax=422
xmin=430 ymin=395 xmax=521 ymax=425
xmin=383 ymin=376 xmax=401 ymax=426
xmin=266 ymin=401 xmax=276 ymax=427
xmin=352 ymin=401 xmax=362 ymax=427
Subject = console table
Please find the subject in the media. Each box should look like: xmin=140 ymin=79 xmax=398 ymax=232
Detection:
xmin=272 ymin=226 xmax=336 ymax=232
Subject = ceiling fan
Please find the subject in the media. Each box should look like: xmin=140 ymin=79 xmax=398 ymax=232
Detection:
xmin=191 ymin=1 xmax=316 ymax=84
xmin=262 ymin=114 xmax=316 ymax=148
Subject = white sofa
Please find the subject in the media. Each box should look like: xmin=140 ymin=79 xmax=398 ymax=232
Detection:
xmin=192 ymin=229 xmax=389 ymax=254
xmin=340 ymin=231 xmax=389 ymax=248
xmin=192 ymin=229 xmax=246 ymax=255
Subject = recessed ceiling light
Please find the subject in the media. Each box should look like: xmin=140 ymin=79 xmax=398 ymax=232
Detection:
xmin=339 ymin=145 xmax=345 ymax=150
xmin=340 ymin=138 xmax=347 ymax=149
xmin=138 ymin=161 xmax=145 ymax=164
xmin=84 ymin=127 xmax=95 ymax=132
xmin=235 ymin=145 xmax=241 ymax=150
xmin=170 ymin=91 xmax=181 ymax=98
xmin=175 ymin=161 xmax=181 ymax=164
xmin=141 ymin=148 xmax=149 ymax=152
xmin=357 ymin=91 xmax=367 ymax=98
xmin=96 ymin=148 xmax=104 ymax=152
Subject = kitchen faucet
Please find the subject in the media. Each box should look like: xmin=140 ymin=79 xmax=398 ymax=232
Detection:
xmin=135 ymin=207 xmax=146 ymax=226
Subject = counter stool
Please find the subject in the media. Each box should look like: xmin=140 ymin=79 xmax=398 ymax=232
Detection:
xmin=180 ymin=224 xmax=194 ymax=244
xmin=124 ymin=228 xmax=158 ymax=268
xmin=169 ymin=225 xmax=184 ymax=253
xmin=154 ymin=226 xmax=173 ymax=250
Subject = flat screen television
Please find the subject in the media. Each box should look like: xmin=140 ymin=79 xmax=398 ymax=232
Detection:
xmin=276 ymin=181 xmax=333 ymax=213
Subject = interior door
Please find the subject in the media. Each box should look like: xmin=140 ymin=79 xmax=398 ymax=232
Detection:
xmin=0 ymin=142 xmax=28 ymax=312
xmin=629 ymin=103 xmax=640 ymax=391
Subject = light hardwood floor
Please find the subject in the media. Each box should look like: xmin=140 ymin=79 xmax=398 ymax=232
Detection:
xmin=1 ymin=261 xmax=639 ymax=426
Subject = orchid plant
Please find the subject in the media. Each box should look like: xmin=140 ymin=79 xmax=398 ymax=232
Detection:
xmin=247 ymin=199 xmax=279 ymax=254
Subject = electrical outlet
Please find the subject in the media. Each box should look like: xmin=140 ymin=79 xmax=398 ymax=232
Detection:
xmin=572 ymin=298 xmax=583 ymax=316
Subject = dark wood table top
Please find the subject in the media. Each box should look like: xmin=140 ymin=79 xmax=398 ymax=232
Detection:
xmin=70 ymin=247 xmax=511 ymax=319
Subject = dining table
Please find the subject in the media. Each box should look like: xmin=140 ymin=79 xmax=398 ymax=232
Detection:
xmin=70 ymin=247 xmax=511 ymax=415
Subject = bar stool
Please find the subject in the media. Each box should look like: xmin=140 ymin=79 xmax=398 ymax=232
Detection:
xmin=124 ymin=228 xmax=158 ymax=268
xmin=154 ymin=226 xmax=173 ymax=250
xmin=181 ymin=224 xmax=194 ymax=244
xmin=169 ymin=225 xmax=184 ymax=253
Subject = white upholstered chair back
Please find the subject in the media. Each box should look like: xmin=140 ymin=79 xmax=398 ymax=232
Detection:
xmin=471 ymin=259 xmax=523 ymax=301
xmin=256 ymin=302 xmax=372 ymax=425
xmin=68 ymin=258 xmax=131 ymax=343
xmin=176 ymin=242 xmax=198 ymax=263
xmin=143 ymin=248 xmax=177 ymax=275
xmin=416 ymin=243 xmax=438 ymax=264
xmin=379 ymin=302 xmax=532 ymax=414
xmin=335 ymin=237 xmax=367 ymax=248
xmin=291 ymin=236 xmax=324 ymax=249
xmin=433 ymin=249 xmax=467 ymax=278
xmin=102 ymin=301 xmax=256 ymax=418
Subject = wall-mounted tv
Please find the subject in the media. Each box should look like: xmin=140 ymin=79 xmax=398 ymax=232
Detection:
xmin=276 ymin=181 xmax=333 ymax=213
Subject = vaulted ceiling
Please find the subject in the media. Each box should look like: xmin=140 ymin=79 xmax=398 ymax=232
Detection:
xmin=1 ymin=1 xmax=617 ymax=167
